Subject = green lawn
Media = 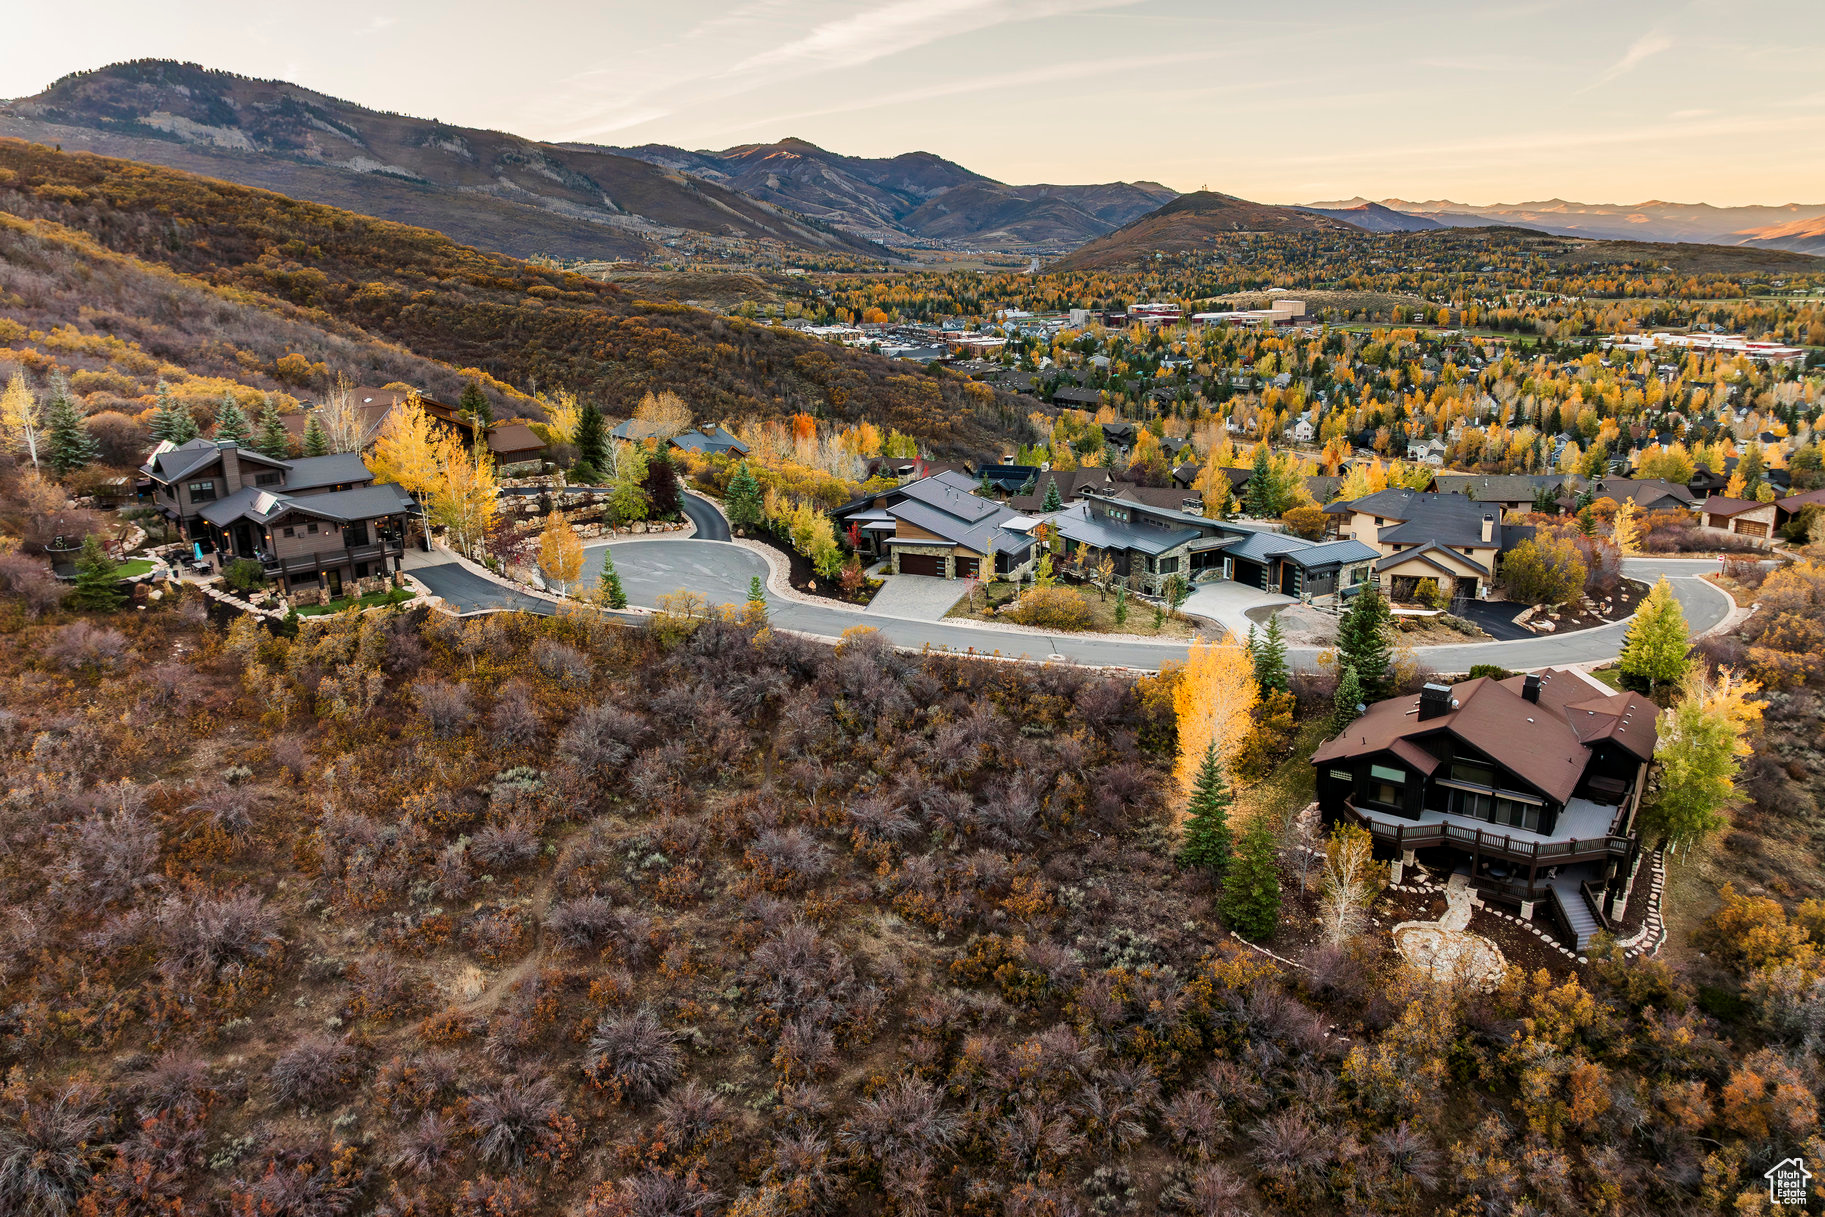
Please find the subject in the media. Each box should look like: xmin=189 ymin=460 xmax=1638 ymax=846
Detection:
xmin=294 ymin=588 xmax=417 ymax=617
xmin=115 ymin=558 xmax=154 ymax=578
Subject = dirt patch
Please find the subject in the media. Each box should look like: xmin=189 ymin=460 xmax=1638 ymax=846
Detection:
xmin=1391 ymin=614 xmax=1491 ymax=645
xmin=1512 ymin=577 xmax=1648 ymax=634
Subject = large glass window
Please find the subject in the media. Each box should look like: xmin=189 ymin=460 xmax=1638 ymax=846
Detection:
xmin=1451 ymin=761 xmax=1496 ymax=787
xmin=187 ymin=479 xmax=216 ymax=503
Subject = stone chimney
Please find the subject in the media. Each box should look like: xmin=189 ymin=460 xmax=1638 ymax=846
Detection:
xmin=1480 ymin=512 xmax=1494 ymax=544
xmin=219 ymin=441 xmax=243 ymax=493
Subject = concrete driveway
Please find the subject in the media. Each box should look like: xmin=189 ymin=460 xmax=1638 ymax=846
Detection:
xmin=412 ymin=562 xmax=558 ymax=615
xmin=865 ymin=574 xmax=967 ymax=622
xmin=1181 ymin=581 xmax=1296 ymax=642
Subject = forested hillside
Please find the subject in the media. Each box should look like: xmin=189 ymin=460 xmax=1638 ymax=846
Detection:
xmin=0 ymin=139 xmax=1034 ymax=456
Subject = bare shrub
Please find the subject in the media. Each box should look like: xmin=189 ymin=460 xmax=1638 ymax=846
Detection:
xmin=48 ymin=621 xmax=131 ymax=672
xmin=584 ymin=1005 xmax=681 ymax=1104
xmin=0 ymin=548 xmax=61 ymax=616
xmin=414 ymin=679 xmax=474 ymax=738
xmin=53 ymin=803 xmax=162 ymax=907
xmin=745 ymin=828 xmax=831 ymax=891
xmin=544 ymin=895 xmax=617 ymax=952
xmin=269 ymin=1038 xmax=359 ymax=1108
xmin=556 ymin=702 xmax=650 ymax=781
xmin=532 ymin=638 xmax=593 ymax=689
xmin=0 ymin=1085 xmax=105 ymax=1217
xmin=187 ymin=782 xmax=260 ymax=840
xmin=582 ymin=1169 xmax=719 ymax=1217
xmin=134 ymin=1052 xmax=215 ymax=1121
xmin=466 ymin=1074 xmax=561 ymax=1168
xmin=231 ymin=1141 xmax=364 ymax=1217
xmin=654 ymin=1082 xmax=728 ymax=1157
xmin=471 ymin=819 xmax=540 ymax=872
xmin=488 ymin=680 xmax=542 ymax=752
xmin=838 ymin=1077 xmax=959 ymax=1184
xmin=153 ymin=887 xmax=283 ymax=986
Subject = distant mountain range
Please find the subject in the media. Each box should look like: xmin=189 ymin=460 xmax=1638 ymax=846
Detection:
xmin=608 ymin=138 xmax=1177 ymax=248
xmin=1306 ymin=197 xmax=1825 ymax=253
xmin=0 ymin=61 xmax=889 ymax=262
xmin=1 ymin=61 xmax=1818 ymax=264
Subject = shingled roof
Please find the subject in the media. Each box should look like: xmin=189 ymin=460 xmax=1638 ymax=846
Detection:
xmin=1313 ymin=668 xmax=1657 ymax=804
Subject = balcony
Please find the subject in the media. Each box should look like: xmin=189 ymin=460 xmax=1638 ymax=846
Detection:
xmin=261 ymin=541 xmax=403 ymax=578
xmin=1341 ymin=799 xmax=1631 ymax=868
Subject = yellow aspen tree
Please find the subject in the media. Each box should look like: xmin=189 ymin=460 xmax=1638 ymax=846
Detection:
xmin=429 ymin=432 xmax=499 ymax=558
xmin=1613 ymin=499 xmax=1642 ymax=556
xmin=370 ymin=392 xmax=441 ymax=496
xmin=543 ymin=391 xmax=583 ymax=446
xmin=537 ymin=509 xmax=585 ymax=594
xmin=0 ymin=370 xmax=40 ymax=467
xmin=1172 ymin=637 xmax=1259 ymax=796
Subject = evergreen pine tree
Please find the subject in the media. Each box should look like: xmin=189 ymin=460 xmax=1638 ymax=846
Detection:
xmin=1254 ymin=614 xmax=1290 ymax=695
xmin=149 ymin=383 xmax=198 ymax=446
xmin=43 ymin=374 xmax=99 ymax=474
xmin=459 ymin=381 xmax=493 ymax=429
xmin=1114 ymin=584 xmax=1127 ymax=626
xmin=724 ymin=461 xmax=763 ymax=533
xmin=302 ymin=414 xmax=331 ymax=457
xmin=1042 ymin=477 xmax=1062 ymax=512
xmin=573 ymin=401 xmax=607 ymax=481
xmin=1245 ymin=445 xmax=1272 ymax=516
xmin=599 ymin=550 xmax=628 ymax=609
xmin=1177 ymin=742 xmax=1234 ymax=876
xmin=253 ymin=400 xmax=292 ymax=459
xmin=1336 ymin=587 xmax=1393 ymax=702
xmin=213 ymin=394 xmax=253 ymax=445
xmin=1217 ymin=816 xmax=1281 ymax=941
xmin=1619 ymin=576 xmax=1692 ymax=694
xmin=67 ymin=535 xmax=124 ymax=611
xmin=1331 ymin=663 xmax=1363 ymax=736
xmin=642 ymin=449 xmax=681 ymax=519
xmin=744 ymin=575 xmax=768 ymax=626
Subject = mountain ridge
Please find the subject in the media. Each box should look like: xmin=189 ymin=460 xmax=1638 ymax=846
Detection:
xmin=0 ymin=60 xmax=893 ymax=263
xmin=606 ymin=137 xmax=1177 ymax=248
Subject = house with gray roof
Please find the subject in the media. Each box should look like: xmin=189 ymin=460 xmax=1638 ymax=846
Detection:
xmin=141 ymin=438 xmax=416 ymax=596
xmin=1053 ymin=491 xmax=1376 ymax=598
xmin=1428 ymin=473 xmax=1567 ymax=514
xmin=1325 ymin=488 xmax=1533 ymax=601
xmin=837 ymin=470 xmax=1037 ymax=581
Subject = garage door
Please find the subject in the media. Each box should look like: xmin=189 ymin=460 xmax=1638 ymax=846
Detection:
xmin=955 ymin=557 xmax=980 ymax=580
xmin=1230 ymin=558 xmax=1266 ymax=589
xmin=899 ymin=553 xmax=942 ymax=577
xmin=1736 ymin=520 xmax=1768 ymax=538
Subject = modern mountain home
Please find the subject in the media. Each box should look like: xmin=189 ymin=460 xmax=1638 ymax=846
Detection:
xmin=1051 ymin=490 xmax=1376 ymax=598
xmin=1323 ymin=488 xmax=1532 ymax=601
xmin=837 ymin=469 xmax=1038 ymax=579
xmin=1313 ymin=669 xmax=1659 ymax=948
xmin=142 ymin=438 xmax=417 ymax=596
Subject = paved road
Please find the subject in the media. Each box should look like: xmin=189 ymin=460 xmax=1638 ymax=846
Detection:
xmin=577 ymin=543 xmax=1738 ymax=673
xmin=679 ymin=492 xmax=731 ymax=542
xmin=412 ymin=562 xmax=559 ymax=615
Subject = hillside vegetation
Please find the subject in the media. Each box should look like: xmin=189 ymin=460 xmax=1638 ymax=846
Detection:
xmin=0 ymin=139 xmax=1034 ymax=455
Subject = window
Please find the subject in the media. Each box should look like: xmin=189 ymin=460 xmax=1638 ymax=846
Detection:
xmin=186 ymin=479 xmax=216 ymax=503
xmin=281 ymin=527 xmax=295 ymax=538
xmin=306 ymin=523 xmax=320 ymax=534
xmin=1329 ymin=769 xmax=1353 ymax=784
xmin=1451 ymin=761 xmax=1496 ymax=788
xmin=1157 ymin=556 xmax=1180 ymax=574
xmin=255 ymin=472 xmax=283 ymax=487
xmin=1367 ymin=764 xmax=1404 ymax=808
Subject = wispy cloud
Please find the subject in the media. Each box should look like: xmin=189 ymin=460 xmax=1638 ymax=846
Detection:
xmin=1588 ymin=29 xmax=1672 ymax=89
xmin=551 ymin=0 xmax=1143 ymax=142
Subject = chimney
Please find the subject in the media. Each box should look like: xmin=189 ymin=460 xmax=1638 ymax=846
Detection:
xmin=1522 ymin=673 xmax=1542 ymax=703
xmin=219 ymin=440 xmax=242 ymax=493
xmin=1418 ymin=682 xmax=1453 ymax=720
xmin=1480 ymin=512 xmax=1494 ymax=544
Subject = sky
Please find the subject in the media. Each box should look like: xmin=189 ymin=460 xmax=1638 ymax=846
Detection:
xmin=7 ymin=0 xmax=1825 ymax=205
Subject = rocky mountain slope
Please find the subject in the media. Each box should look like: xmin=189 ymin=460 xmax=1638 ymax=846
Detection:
xmin=1318 ymin=196 xmax=1825 ymax=253
xmin=611 ymin=138 xmax=1177 ymax=248
xmin=0 ymin=61 xmax=889 ymax=263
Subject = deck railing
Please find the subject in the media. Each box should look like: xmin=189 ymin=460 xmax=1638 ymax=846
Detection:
xmin=1342 ymin=802 xmax=1630 ymax=865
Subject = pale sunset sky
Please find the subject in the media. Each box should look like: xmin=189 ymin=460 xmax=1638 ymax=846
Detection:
xmin=8 ymin=0 xmax=1824 ymax=205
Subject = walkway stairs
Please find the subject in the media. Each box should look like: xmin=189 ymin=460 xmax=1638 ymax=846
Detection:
xmin=1549 ymin=878 xmax=1603 ymax=952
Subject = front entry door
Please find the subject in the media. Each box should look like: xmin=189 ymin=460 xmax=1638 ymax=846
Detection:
xmin=325 ymin=569 xmax=343 ymax=598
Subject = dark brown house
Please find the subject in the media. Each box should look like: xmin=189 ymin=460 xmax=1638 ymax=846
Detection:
xmin=142 ymin=439 xmax=416 ymax=596
xmin=1313 ymin=668 xmax=1658 ymax=948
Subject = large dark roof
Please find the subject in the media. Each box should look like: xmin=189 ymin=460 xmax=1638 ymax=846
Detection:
xmin=1313 ymin=668 xmax=1657 ymax=803
xmin=142 ymin=439 xmax=287 ymax=484
xmin=274 ymin=452 xmax=373 ymax=491
xmin=1332 ymin=488 xmax=1518 ymax=550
